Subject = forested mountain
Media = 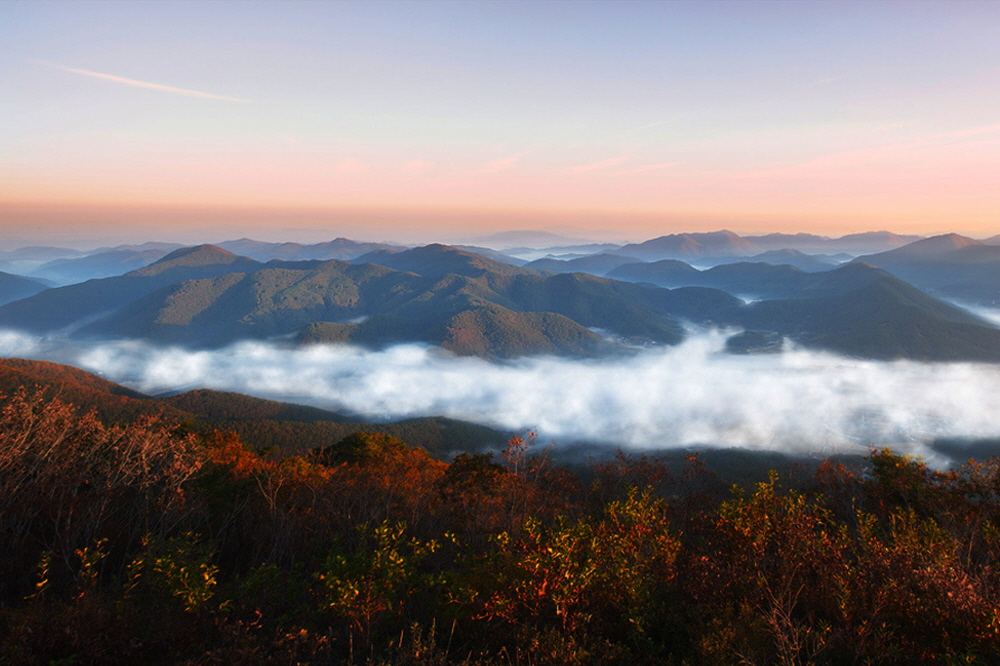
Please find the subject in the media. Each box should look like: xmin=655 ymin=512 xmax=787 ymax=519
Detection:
xmin=0 ymin=244 xmax=739 ymax=357
xmin=352 ymin=243 xmax=537 ymax=279
xmin=739 ymin=266 xmax=1000 ymax=361
xmin=2 ymin=243 xmax=999 ymax=361
xmin=215 ymin=237 xmax=402 ymax=261
xmin=852 ymin=234 xmax=1000 ymax=304
xmin=3 ymin=378 xmax=1000 ymax=665
xmin=608 ymin=257 xmax=888 ymax=300
xmin=80 ymin=246 xmax=736 ymax=356
xmin=0 ymin=245 xmax=262 ymax=332
xmin=0 ymin=239 xmax=400 ymax=284
xmin=606 ymin=258 xmax=705 ymax=287
xmin=526 ymin=248 xmax=844 ymax=279
xmin=608 ymin=259 xmax=1000 ymax=359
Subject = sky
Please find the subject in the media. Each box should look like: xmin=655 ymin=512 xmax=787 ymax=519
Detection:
xmin=3 ymin=0 xmax=1000 ymax=247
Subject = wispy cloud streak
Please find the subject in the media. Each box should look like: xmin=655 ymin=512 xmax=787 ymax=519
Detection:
xmin=563 ymin=155 xmax=630 ymax=174
xmin=38 ymin=61 xmax=250 ymax=103
xmin=480 ymin=154 xmax=524 ymax=174
xmin=623 ymin=161 xmax=679 ymax=174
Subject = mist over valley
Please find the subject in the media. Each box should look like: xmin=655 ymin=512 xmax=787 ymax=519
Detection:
xmin=1 ymin=229 xmax=1000 ymax=469
xmin=0 ymin=226 xmax=1000 ymax=470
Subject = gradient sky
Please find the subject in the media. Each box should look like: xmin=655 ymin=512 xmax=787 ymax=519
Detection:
xmin=3 ymin=0 xmax=1000 ymax=246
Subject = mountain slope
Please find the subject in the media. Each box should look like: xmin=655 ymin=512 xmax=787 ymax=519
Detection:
xmin=608 ymin=258 xmax=920 ymax=302
xmin=0 ymin=271 xmax=51 ymax=306
xmin=851 ymin=235 xmax=1000 ymax=304
xmin=435 ymin=305 xmax=609 ymax=358
xmin=744 ymin=249 xmax=843 ymax=272
xmin=0 ymin=244 xmax=743 ymax=357
xmin=0 ymin=245 xmax=262 ymax=333
xmin=4 ymin=243 xmax=1000 ymax=362
xmin=355 ymin=243 xmax=537 ymax=280
xmin=524 ymin=253 xmax=642 ymax=276
xmin=739 ymin=271 xmax=1000 ymax=360
xmin=0 ymin=357 xmax=187 ymax=423
xmin=80 ymin=248 xmax=712 ymax=354
xmin=608 ymin=259 xmax=713 ymax=289
xmin=216 ymin=237 xmax=401 ymax=261
xmin=0 ymin=358 xmax=506 ymax=458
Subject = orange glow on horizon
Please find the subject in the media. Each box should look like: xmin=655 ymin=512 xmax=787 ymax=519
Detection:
xmin=1 ymin=196 xmax=995 ymax=247
xmin=6 ymin=124 xmax=999 ymax=243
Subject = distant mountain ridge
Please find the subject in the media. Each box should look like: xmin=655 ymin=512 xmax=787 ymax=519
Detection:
xmin=32 ymin=248 xmax=172 ymax=284
xmin=66 ymin=244 xmax=729 ymax=356
xmin=611 ymin=229 xmax=926 ymax=263
xmin=740 ymin=269 xmax=1000 ymax=361
xmin=746 ymin=231 xmax=923 ymax=254
xmin=851 ymin=234 xmax=1000 ymax=304
xmin=0 ymin=229 xmax=933 ymax=288
xmin=215 ymin=237 xmax=402 ymax=262
xmin=618 ymin=230 xmax=759 ymax=260
xmin=0 ymin=271 xmax=51 ymax=306
xmin=524 ymin=253 xmax=639 ymax=276
xmin=1 ymin=241 xmax=999 ymax=362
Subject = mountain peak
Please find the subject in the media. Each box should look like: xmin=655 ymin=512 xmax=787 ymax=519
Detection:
xmin=902 ymin=233 xmax=982 ymax=254
xmin=157 ymin=244 xmax=237 ymax=263
xmin=853 ymin=234 xmax=983 ymax=264
xmin=618 ymin=230 xmax=759 ymax=259
xmin=357 ymin=243 xmax=535 ymax=279
xmin=131 ymin=244 xmax=252 ymax=276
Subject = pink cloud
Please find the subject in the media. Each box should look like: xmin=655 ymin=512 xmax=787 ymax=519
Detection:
xmin=623 ymin=161 xmax=679 ymax=174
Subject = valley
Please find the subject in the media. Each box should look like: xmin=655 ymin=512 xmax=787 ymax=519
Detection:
xmin=3 ymin=229 xmax=1000 ymax=465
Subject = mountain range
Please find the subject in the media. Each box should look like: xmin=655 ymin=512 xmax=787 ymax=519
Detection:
xmin=0 ymin=228 xmax=967 ymax=286
xmin=2 ymin=238 xmax=1000 ymax=362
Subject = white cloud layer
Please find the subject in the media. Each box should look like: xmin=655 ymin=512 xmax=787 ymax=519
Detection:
xmin=3 ymin=329 xmax=1000 ymax=463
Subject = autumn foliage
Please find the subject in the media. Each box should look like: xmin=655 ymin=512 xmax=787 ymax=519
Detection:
xmin=2 ymin=388 xmax=1000 ymax=665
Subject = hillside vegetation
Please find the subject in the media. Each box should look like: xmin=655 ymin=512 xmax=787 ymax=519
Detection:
xmin=0 ymin=359 xmax=506 ymax=458
xmin=2 ymin=386 xmax=1000 ymax=665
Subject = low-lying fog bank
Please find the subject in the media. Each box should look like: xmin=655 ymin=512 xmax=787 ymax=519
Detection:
xmin=2 ymin=328 xmax=999 ymax=466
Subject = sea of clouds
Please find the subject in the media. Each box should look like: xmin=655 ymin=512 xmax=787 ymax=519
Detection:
xmin=4 ymin=327 xmax=1000 ymax=464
